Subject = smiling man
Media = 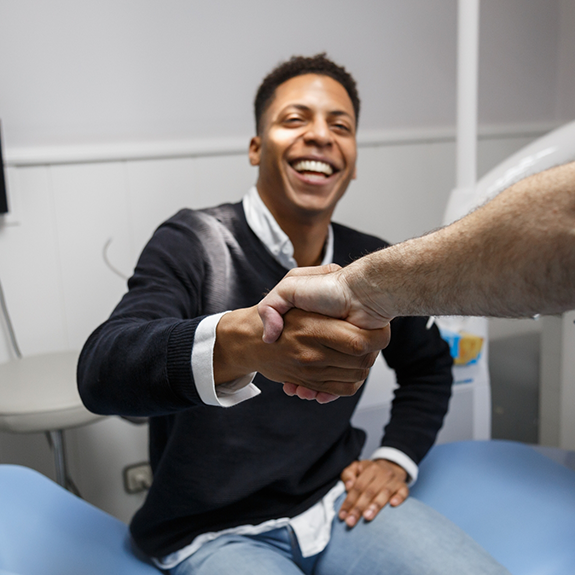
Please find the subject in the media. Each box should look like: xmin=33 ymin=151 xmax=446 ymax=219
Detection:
xmin=78 ymin=55 xmax=509 ymax=575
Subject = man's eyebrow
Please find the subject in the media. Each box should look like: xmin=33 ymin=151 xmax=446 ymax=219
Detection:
xmin=284 ymin=104 xmax=353 ymax=119
xmin=329 ymin=110 xmax=354 ymax=120
xmin=283 ymin=104 xmax=312 ymax=114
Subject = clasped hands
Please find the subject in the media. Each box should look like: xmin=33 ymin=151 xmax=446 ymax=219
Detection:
xmin=214 ymin=299 xmax=390 ymax=404
xmin=254 ymin=264 xmax=393 ymax=403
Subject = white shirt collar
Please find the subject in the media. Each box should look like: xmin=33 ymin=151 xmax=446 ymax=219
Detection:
xmin=242 ymin=186 xmax=334 ymax=270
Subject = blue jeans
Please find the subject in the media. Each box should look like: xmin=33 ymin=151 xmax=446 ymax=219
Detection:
xmin=170 ymin=495 xmax=510 ymax=575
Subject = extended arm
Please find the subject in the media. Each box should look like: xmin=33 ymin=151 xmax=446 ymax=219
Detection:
xmin=344 ymin=160 xmax=575 ymax=320
xmin=259 ymin=161 xmax=575 ymax=339
xmin=78 ymin=215 xmax=390 ymax=415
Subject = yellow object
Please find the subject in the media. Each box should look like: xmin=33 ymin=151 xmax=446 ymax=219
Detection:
xmin=454 ymin=332 xmax=484 ymax=365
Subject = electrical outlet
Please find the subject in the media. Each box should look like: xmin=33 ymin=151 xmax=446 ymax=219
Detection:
xmin=123 ymin=462 xmax=153 ymax=494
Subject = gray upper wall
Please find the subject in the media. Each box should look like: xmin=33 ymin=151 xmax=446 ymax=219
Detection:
xmin=0 ymin=0 xmax=573 ymax=148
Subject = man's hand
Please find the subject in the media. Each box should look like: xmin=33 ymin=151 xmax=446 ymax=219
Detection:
xmin=257 ymin=265 xmax=394 ymax=402
xmin=257 ymin=265 xmax=391 ymax=344
xmin=338 ymin=459 xmax=409 ymax=527
xmin=214 ymin=306 xmax=390 ymax=403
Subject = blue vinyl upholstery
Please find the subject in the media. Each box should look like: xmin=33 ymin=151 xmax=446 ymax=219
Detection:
xmin=412 ymin=440 xmax=575 ymax=575
xmin=0 ymin=464 xmax=161 ymax=575
xmin=1 ymin=440 xmax=574 ymax=575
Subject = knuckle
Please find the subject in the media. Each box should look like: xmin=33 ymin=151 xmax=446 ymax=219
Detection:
xmin=358 ymin=353 xmax=376 ymax=370
xmin=349 ymin=485 xmax=365 ymax=500
xmin=380 ymin=469 xmax=393 ymax=481
xmin=347 ymin=334 xmax=370 ymax=356
xmin=338 ymin=381 xmax=363 ymax=397
xmin=362 ymin=486 xmax=377 ymax=500
xmin=357 ymin=367 xmax=371 ymax=381
xmin=295 ymin=349 xmax=319 ymax=367
xmin=380 ymin=488 xmax=392 ymax=499
xmin=348 ymin=485 xmax=361 ymax=497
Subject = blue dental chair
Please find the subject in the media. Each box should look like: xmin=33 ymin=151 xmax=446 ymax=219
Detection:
xmin=411 ymin=440 xmax=575 ymax=575
xmin=0 ymin=463 xmax=161 ymax=575
xmin=1 ymin=440 xmax=574 ymax=575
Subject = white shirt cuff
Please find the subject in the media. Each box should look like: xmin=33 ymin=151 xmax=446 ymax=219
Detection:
xmin=191 ymin=311 xmax=260 ymax=407
xmin=371 ymin=446 xmax=419 ymax=486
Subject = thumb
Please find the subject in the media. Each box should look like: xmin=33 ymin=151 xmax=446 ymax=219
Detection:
xmin=258 ymin=304 xmax=287 ymax=343
xmin=258 ymin=289 xmax=297 ymax=343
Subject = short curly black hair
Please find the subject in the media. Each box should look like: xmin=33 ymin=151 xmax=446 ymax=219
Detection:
xmin=254 ymin=53 xmax=360 ymax=134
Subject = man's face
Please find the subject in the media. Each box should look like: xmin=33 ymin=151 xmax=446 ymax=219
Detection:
xmin=249 ymin=74 xmax=357 ymax=223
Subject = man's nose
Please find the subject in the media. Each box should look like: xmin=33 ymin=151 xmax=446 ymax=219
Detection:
xmin=303 ymin=117 xmax=332 ymax=147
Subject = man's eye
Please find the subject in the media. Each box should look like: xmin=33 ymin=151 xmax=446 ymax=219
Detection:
xmin=333 ymin=123 xmax=351 ymax=132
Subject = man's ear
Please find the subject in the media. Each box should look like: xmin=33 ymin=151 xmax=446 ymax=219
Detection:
xmin=249 ymin=136 xmax=261 ymax=166
xmin=352 ymin=165 xmax=357 ymax=180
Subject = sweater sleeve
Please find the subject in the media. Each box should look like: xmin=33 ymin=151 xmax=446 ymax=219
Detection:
xmin=379 ymin=317 xmax=453 ymax=464
xmin=78 ymin=215 xmax=213 ymax=416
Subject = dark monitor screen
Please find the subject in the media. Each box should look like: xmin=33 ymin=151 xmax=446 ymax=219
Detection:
xmin=0 ymin=121 xmax=8 ymax=214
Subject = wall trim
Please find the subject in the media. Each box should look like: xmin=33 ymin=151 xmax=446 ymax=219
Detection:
xmin=4 ymin=122 xmax=559 ymax=167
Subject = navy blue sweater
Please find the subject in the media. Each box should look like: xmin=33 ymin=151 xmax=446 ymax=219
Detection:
xmin=78 ymin=202 xmax=453 ymax=558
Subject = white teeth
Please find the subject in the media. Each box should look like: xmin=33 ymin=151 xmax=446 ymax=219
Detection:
xmin=293 ymin=160 xmax=334 ymax=176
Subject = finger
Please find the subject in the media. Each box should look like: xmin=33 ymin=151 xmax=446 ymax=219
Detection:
xmin=389 ymin=484 xmax=410 ymax=507
xmin=363 ymin=483 xmax=410 ymax=520
xmin=294 ymin=386 xmax=319 ymax=400
xmin=315 ymin=391 xmax=339 ymax=403
xmin=284 ymin=339 xmax=379 ymax=372
xmin=286 ymin=378 xmax=365 ymax=398
xmin=284 ymin=383 xmax=338 ymax=403
xmin=259 ymin=304 xmax=288 ymax=344
xmin=283 ymin=382 xmax=298 ymax=396
xmin=339 ymin=465 xmax=371 ymax=520
xmin=339 ymin=464 xmax=362 ymax=521
xmin=306 ymin=317 xmax=390 ymax=357
xmin=341 ymin=461 xmax=361 ymax=489
xmin=344 ymin=476 xmax=384 ymax=527
xmin=380 ymin=323 xmax=391 ymax=350
xmin=294 ymin=363 xmax=372 ymax=385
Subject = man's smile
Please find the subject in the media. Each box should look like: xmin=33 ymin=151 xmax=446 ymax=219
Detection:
xmin=291 ymin=159 xmax=335 ymax=177
xmin=288 ymin=157 xmax=341 ymax=185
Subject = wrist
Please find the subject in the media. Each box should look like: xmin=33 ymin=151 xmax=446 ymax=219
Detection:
xmin=376 ymin=459 xmax=408 ymax=482
xmin=371 ymin=446 xmax=418 ymax=484
xmin=213 ymin=306 xmax=261 ymax=384
xmin=339 ymin=256 xmax=396 ymax=326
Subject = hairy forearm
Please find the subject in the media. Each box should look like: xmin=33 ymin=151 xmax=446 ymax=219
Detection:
xmin=343 ymin=162 xmax=575 ymax=318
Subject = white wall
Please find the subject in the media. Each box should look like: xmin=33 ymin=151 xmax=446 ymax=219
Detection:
xmin=0 ymin=0 xmax=564 ymax=149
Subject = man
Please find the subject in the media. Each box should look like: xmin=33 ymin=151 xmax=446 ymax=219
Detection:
xmin=78 ymin=54 xmax=508 ymax=574
xmin=258 ymin=160 xmax=575 ymax=401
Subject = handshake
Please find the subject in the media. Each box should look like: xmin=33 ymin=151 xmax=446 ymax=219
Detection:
xmin=255 ymin=263 xmax=394 ymax=403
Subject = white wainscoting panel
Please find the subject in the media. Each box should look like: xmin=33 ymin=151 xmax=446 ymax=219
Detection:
xmin=50 ymin=162 xmax=132 ymax=349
